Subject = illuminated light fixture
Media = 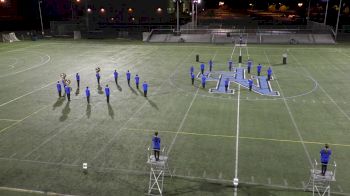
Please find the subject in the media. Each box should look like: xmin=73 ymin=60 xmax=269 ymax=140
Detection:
xmin=128 ymin=8 xmax=133 ymax=12
xmin=0 ymin=0 xmax=5 ymax=3
xmin=100 ymin=8 xmax=105 ymax=13
xmin=131 ymin=17 xmax=135 ymax=21
xmin=87 ymin=8 xmax=92 ymax=13
xmin=249 ymin=3 xmax=253 ymax=6
xmin=111 ymin=17 xmax=114 ymax=21
xmin=298 ymin=2 xmax=303 ymax=7
xmin=157 ymin=7 xmax=162 ymax=12
xmin=76 ymin=0 xmax=80 ymax=2
xmin=219 ymin=1 xmax=224 ymax=6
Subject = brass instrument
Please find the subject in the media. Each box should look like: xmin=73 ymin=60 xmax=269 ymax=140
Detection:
xmin=65 ymin=79 xmax=71 ymax=86
xmin=60 ymin=73 xmax=67 ymax=80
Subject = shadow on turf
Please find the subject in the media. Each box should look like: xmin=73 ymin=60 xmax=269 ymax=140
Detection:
xmin=146 ymin=98 xmax=159 ymax=110
xmin=107 ymin=103 xmax=114 ymax=119
xmin=116 ymin=82 xmax=122 ymax=91
xmin=75 ymin=88 xmax=80 ymax=96
xmin=52 ymin=97 xmax=64 ymax=110
xmin=129 ymin=86 xmax=138 ymax=95
xmin=271 ymin=63 xmax=287 ymax=67
xmin=97 ymin=85 xmax=103 ymax=94
xmin=86 ymin=104 xmax=91 ymax=118
xmin=59 ymin=102 xmax=70 ymax=121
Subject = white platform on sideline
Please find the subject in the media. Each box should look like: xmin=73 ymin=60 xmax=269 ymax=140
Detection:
xmin=147 ymin=155 xmax=168 ymax=166
xmin=311 ymin=169 xmax=335 ymax=181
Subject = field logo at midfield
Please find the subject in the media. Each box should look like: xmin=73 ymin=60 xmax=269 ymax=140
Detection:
xmin=197 ymin=68 xmax=280 ymax=96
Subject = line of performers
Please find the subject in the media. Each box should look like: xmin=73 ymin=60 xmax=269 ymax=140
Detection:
xmin=56 ymin=67 xmax=149 ymax=103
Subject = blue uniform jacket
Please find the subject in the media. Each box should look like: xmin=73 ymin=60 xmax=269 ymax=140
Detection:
xmin=57 ymin=83 xmax=61 ymax=91
xmin=320 ymin=148 xmax=332 ymax=163
xmin=105 ymin=87 xmax=110 ymax=96
xmin=65 ymin=86 xmax=71 ymax=94
xmin=143 ymin=83 xmax=148 ymax=91
xmin=152 ymin=136 xmax=161 ymax=150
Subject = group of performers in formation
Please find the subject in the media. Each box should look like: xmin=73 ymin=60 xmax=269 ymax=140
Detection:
xmin=56 ymin=67 xmax=149 ymax=103
xmin=190 ymin=59 xmax=273 ymax=92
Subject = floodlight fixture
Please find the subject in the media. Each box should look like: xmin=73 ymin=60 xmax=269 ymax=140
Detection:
xmin=87 ymin=8 xmax=92 ymax=13
xmin=298 ymin=2 xmax=303 ymax=7
xmin=100 ymin=8 xmax=105 ymax=13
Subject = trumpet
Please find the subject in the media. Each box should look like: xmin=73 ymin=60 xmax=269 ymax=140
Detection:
xmin=95 ymin=67 xmax=101 ymax=73
xmin=60 ymin=73 xmax=67 ymax=80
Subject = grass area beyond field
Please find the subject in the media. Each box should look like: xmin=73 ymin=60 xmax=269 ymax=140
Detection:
xmin=0 ymin=39 xmax=350 ymax=196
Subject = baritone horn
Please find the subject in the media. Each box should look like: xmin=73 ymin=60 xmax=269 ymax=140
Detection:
xmin=60 ymin=73 xmax=67 ymax=80
xmin=64 ymin=79 xmax=71 ymax=86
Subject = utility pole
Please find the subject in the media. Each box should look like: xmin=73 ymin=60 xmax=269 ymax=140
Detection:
xmin=38 ymin=0 xmax=44 ymax=36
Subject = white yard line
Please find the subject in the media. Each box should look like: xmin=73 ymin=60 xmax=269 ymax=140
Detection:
xmin=167 ymin=50 xmax=218 ymax=154
xmin=233 ymin=56 xmax=242 ymax=196
xmin=0 ymin=106 xmax=48 ymax=135
xmin=167 ymin=88 xmax=199 ymax=154
xmin=264 ymin=50 xmax=313 ymax=167
xmin=230 ymin=45 xmax=236 ymax=60
xmin=0 ymin=119 xmax=20 ymax=122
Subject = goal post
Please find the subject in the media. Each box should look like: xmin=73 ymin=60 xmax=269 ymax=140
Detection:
xmin=2 ymin=32 xmax=20 ymax=43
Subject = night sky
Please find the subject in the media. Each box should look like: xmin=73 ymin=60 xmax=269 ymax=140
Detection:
xmin=0 ymin=0 xmax=349 ymax=31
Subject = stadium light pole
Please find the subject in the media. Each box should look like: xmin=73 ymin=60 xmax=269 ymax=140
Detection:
xmin=173 ymin=0 xmax=182 ymax=34
xmin=192 ymin=0 xmax=195 ymax=28
xmin=324 ymin=0 xmax=329 ymax=25
xmin=335 ymin=0 xmax=342 ymax=40
xmin=195 ymin=0 xmax=201 ymax=28
xmin=38 ymin=0 xmax=44 ymax=36
xmin=307 ymin=0 xmax=311 ymax=20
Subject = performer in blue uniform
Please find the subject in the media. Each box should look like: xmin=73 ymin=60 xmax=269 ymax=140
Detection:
xmin=152 ymin=132 xmax=161 ymax=161
xmin=209 ymin=60 xmax=213 ymax=72
xmin=191 ymin=72 xmax=195 ymax=85
xmin=85 ymin=86 xmax=90 ymax=103
xmin=126 ymin=70 xmax=131 ymax=86
xmin=200 ymin=63 xmax=205 ymax=75
xmin=105 ymin=85 xmax=110 ymax=103
xmin=135 ymin=74 xmax=140 ymax=89
xmin=56 ymin=81 xmax=62 ymax=97
xmin=76 ymin=73 xmax=80 ymax=88
xmin=143 ymin=81 xmax=148 ymax=97
xmin=114 ymin=70 xmax=118 ymax=84
xmin=267 ymin=67 xmax=272 ymax=81
xmin=248 ymin=79 xmax=253 ymax=91
xmin=320 ymin=144 xmax=332 ymax=176
xmin=257 ymin=64 xmax=262 ymax=76
xmin=201 ymin=75 xmax=206 ymax=88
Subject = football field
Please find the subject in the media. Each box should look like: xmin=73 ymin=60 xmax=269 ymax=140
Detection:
xmin=0 ymin=39 xmax=350 ymax=196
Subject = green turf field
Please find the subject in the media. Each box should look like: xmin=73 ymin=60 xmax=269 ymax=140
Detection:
xmin=0 ymin=39 xmax=350 ymax=196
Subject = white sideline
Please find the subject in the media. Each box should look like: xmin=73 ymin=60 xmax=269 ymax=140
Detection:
xmin=0 ymin=186 xmax=78 ymax=196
